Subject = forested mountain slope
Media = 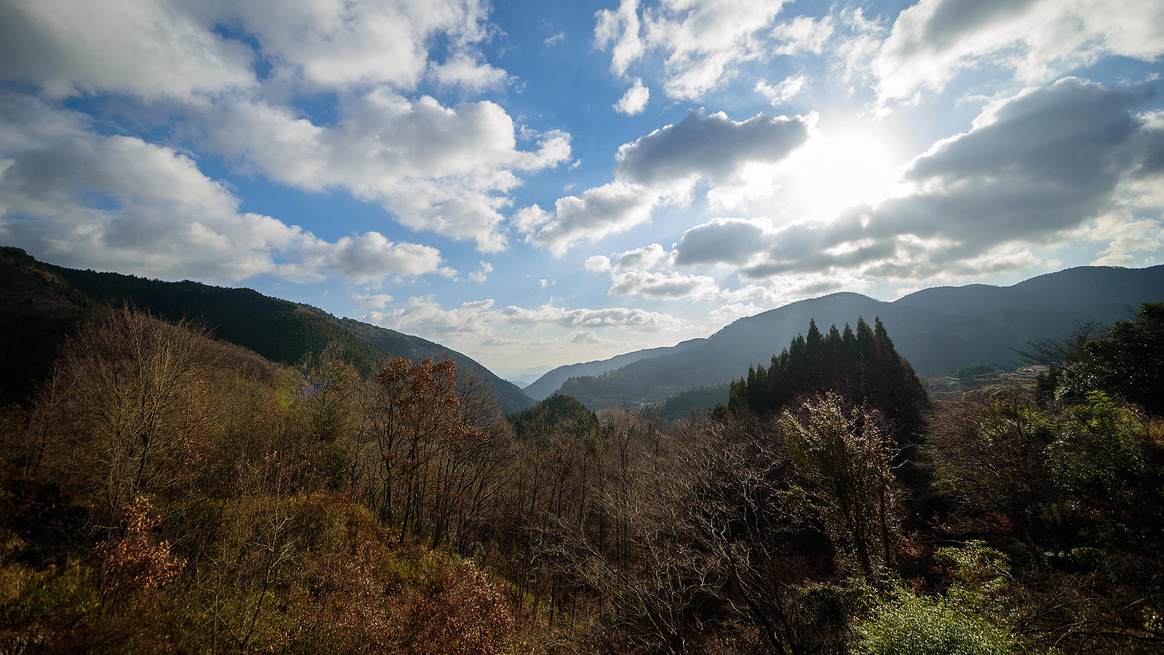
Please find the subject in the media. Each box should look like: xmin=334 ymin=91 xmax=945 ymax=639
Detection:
xmin=542 ymin=265 xmax=1164 ymax=409
xmin=0 ymin=248 xmax=533 ymax=413
xmin=523 ymin=339 xmax=704 ymax=401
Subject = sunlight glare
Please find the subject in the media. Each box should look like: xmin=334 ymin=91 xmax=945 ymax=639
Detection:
xmin=785 ymin=126 xmax=906 ymax=222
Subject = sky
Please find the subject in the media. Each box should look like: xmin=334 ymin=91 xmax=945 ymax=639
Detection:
xmin=2 ymin=0 xmax=1163 ymax=381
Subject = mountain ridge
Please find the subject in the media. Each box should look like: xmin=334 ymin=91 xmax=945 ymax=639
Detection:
xmin=534 ymin=265 xmax=1164 ymax=409
xmin=0 ymin=248 xmax=534 ymax=413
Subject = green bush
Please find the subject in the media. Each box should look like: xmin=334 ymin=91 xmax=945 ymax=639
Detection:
xmin=853 ymin=591 xmax=1017 ymax=655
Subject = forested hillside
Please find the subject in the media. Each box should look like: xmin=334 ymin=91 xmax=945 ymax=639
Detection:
xmin=539 ymin=265 xmax=1164 ymax=409
xmin=0 ymin=248 xmax=532 ymax=413
xmin=3 ymin=301 xmax=1161 ymax=653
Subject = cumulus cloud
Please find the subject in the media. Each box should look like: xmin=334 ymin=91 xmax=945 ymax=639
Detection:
xmin=595 ymin=0 xmax=645 ymax=78
xmin=524 ymin=182 xmax=659 ymax=256
xmin=216 ymin=0 xmax=494 ymax=91
xmin=0 ymin=0 xmax=570 ymax=255
xmin=585 ymin=255 xmax=613 ymax=273
xmin=430 ymin=52 xmax=510 ymax=92
xmin=501 ymin=303 xmax=685 ymax=330
xmin=468 ymin=261 xmax=493 ymax=283
xmin=353 ymin=293 xmax=396 ymax=310
xmin=595 ymin=0 xmax=792 ymax=100
xmin=522 ymin=109 xmax=809 ymax=255
xmin=0 ymin=0 xmax=254 ymax=100
xmin=672 ymin=78 xmax=1164 ymax=282
xmin=876 ymin=0 xmax=1164 ymax=102
xmin=0 ymin=96 xmax=451 ymax=284
xmin=614 ymin=78 xmax=650 ymax=115
xmin=771 ymin=15 xmax=835 ymax=56
xmin=199 ymin=93 xmax=571 ymax=252
xmin=755 ymin=74 xmax=807 ymax=106
xmin=365 ymin=295 xmax=687 ymax=345
xmin=586 ymin=243 xmax=723 ymax=301
xmin=0 ymin=0 xmax=498 ymax=99
xmin=319 ymin=233 xmax=452 ymax=285
xmin=674 ymin=218 xmax=769 ymax=266
xmin=881 ymin=78 xmax=1155 ymax=250
xmin=367 ymin=297 xmax=497 ymax=339
xmin=616 ymin=109 xmax=810 ymax=186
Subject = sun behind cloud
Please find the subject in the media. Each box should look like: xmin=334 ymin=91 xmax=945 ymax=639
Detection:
xmin=784 ymin=123 xmax=907 ymax=222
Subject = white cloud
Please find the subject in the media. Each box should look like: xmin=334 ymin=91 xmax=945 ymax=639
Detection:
xmin=365 ymin=295 xmax=688 ymax=345
xmin=594 ymin=0 xmax=645 ymax=77
xmin=678 ymin=78 xmax=1164 ymax=283
xmin=353 ymin=293 xmax=396 ymax=310
xmin=832 ymin=8 xmax=888 ymax=87
xmin=610 ymin=268 xmax=721 ymax=301
xmin=502 ymin=303 xmax=685 ymax=330
xmin=430 ymin=52 xmax=510 ymax=92
xmin=469 ymin=260 xmax=493 ymax=283
xmin=0 ymin=0 xmax=568 ymax=256
xmin=674 ymin=218 xmax=770 ymax=266
xmin=770 ymin=15 xmax=835 ymax=55
xmin=524 ymin=182 xmax=660 ymax=256
xmin=876 ymin=0 xmax=1164 ymax=102
xmin=367 ymin=297 xmax=497 ymax=339
xmin=585 ymin=255 xmax=613 ymax=273
xmin=595 ymin=0 xmax=792 ymax=100
xmin=616 ymin=109 xmax=810 ymax=186
xmin=217 ymin=0 xmax=493 ymax=91
xmin=320 ymin=233 xmax=452 ymax=285
xmin=614 ymin=78 xmax=650 ymax=115
xmin=523 ymin=109 xmax=809 ymax=255
xmin=199 ymin=93 xmax=571 ymax=252
xmin=0 ymin=0 xmax=499 ymax=99
xmin=0 ymin=0 xmax=254 ymax=100
xmin=587 ymin=243 xmax=723 ymax=301
xmin=0 ymin=96 xmax=450 ymax=284
xmin=755 ymin=74 xmax=807 ymax=105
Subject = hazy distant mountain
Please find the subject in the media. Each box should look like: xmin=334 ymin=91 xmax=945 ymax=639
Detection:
xmin=537 ymin=266 xmax=1164 ymax=410
xmin=0 ymin=248 xmax=533 ymax=413
xmin=502 ymin=365 xmax=556 ymax=389
xmin=523 ymin=340 xmax=703 ymax=401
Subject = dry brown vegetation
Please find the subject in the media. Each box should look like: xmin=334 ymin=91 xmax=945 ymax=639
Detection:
xmin=2 ymin=306 xmax=1162 ymax=654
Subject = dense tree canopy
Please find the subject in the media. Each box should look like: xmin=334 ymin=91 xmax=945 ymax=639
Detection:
xmin=726 ymin=317 xmax=930 ymax=441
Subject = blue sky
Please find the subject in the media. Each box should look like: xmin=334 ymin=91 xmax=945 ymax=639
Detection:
xmin=2 ymin=0 xmax=1163 ymax=381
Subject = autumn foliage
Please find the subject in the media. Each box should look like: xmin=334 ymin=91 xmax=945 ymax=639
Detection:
xmin=2 ymin=306 xmax=1162 ymax=654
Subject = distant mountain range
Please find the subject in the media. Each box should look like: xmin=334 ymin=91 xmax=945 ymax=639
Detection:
xmin=0 ymin=248 xmax=533 ymax=413
xmin=6 ymin=248 xmax=1161 ymax=415
xmin=529 ymin=265 xmax=1164 ymax=409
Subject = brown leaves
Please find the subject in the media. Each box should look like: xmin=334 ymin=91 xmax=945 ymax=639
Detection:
xmin=95 ymin=495 xmax=185 ymax=604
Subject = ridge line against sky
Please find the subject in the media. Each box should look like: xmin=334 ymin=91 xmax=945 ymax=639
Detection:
xmin=1 ymin=0 xmax=1162 ymax=378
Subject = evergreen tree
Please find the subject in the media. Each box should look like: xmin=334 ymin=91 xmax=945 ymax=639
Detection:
xmin=725 ymin=317 xmax=929 ymax=441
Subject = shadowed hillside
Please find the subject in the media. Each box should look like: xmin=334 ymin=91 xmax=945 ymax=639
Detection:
xmin=0 ymin=248 xmax=532 ymax=413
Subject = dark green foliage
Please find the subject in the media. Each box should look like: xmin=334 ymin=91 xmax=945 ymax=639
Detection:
xmin=508 ymin=394 xmax=600 ymax=441
xmin=51 ymin=265 xmax=385 ymax=375
xmin=657 ymin=384 xmax=729 ymax=420
xmin=726 ymin=317 xmax=930 ymax=440
xmin=36 ymin=257 xmax=531 ymax=414
xmin=0 ymin=248 xmax=99 ymax=404
xmin=1072 ymin=303 xmax=1164 ymax=416
xmin=1030 ymin=303 xmax=1164 ymax=417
